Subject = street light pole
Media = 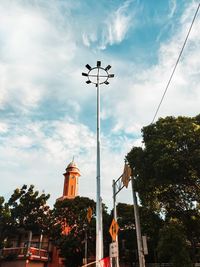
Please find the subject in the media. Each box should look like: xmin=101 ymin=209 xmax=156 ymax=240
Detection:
xmin=96 ymin=66 xmax=102 ymax=262
xmin=82 ymin=62 xmax=114 ymax=264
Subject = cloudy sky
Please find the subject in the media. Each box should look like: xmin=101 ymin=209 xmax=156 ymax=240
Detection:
xmin=0 ymin=0 xmax=200 ymax=209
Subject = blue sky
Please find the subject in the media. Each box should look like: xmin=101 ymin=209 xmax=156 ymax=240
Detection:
xmin=0 ymin=0 xmax=200 ymax=209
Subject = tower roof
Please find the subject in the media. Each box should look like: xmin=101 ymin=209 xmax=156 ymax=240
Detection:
xmin=67 ymin=161 xmax=78 ymax=169
xmin=65 ymin=160 xmax=81 ymax=176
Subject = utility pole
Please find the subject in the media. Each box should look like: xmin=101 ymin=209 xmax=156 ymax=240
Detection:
xmin=112 ymin=164 xmax=146 ymax=267
xmin=113 ymin=179 xmax=119 ymax=267
xmin=84 ymin=225 xmax=88 ymax=265
xmin=131 ymin=176 xmax=145 ymax=267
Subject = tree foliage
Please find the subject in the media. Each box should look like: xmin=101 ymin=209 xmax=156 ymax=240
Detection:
xmin=117 ymin=203 xmax=137 ymax=264
xmin=127 ymin=115 xmax=200 ymax=214
xmin=157 ymin=221 xmax=192 ymax=267
xmin=0 ymin=197 xmax=12 ymax=248
xmin=51 ymin=196 xmax=112 ymax=267
xmin=0 ymin=184 xmax=51 ymax=248
xmin=7 ymin=184 xmax=51 ymax=233
xmin=117 ymin=203 xmax=163 ymax=264
xmin=126 ymin=115 xmax=200 ymax=262
xmin=51 ymin=196 xmax=96 ymax=267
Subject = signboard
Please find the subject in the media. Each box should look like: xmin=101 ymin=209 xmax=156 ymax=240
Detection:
xmin=122 ymin=163 xmax=132 ymax=188
xmin=109 ymin=242 xmax=118 ymax=258
xmin=87 ymin=207 xmax=93 ymax=223
xmin=142 ymin=235 xmax=148 ymax=255
xmin=109 ymin=219 xmax=119 ymax=241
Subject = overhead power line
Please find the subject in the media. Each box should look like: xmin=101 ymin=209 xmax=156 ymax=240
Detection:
xmin=151 ymin=3 xmax=200 ymax=124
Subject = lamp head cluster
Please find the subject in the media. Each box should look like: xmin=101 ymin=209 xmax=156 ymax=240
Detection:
xmin=82 ymin=61 xmax=114 ymax=86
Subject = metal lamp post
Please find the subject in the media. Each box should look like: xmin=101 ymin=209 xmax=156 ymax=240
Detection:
xmin=82 ymin=61 xmax=114 ymax=264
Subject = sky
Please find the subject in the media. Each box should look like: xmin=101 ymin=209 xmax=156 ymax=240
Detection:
xmin=0 ymin=0 xmax=200 ymax=210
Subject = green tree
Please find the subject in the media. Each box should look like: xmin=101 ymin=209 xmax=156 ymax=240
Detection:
xmin=127 ymin=115 xmax=200 ymax=214
xmin=117 ymin=203 xmax=163 ymax=264
xmin=51 ymin=196 xmax=96 ymax=267
xmin=126 ymin=115 xmax=200 ymax=262
xmin=0 ymin=185 xmax=51 ymax=251
xmin=0 ymin=197 xmax=12 ymax=248
xmin=51 ymin=196 xmax=112 ymax=267
xmin=8 ymin=184 xmax=51 ymax=234
xmin=117 ymin=203 xmax=137 ymax=265
xmin=166 ymin=208 xmax=200 ymax=262
xmin=157 ymin=221 xmax=192 ymax=267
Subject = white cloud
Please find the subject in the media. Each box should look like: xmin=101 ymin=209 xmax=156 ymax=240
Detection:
xmin=101 ymin=1 xmax=200 ymax=133
xmin=11 ymin=135 xmax=34 ymax=149
xmin=82 ymin=32 xmax=97 ymax=48
xmin=0 ymin=0 xmax=76 ymax=110
xmin=168 ymin=0 xmax=177 ymax=19
xmin=100 ymin=1 xmax=133 ymax=49
xmin=0 ymin=122 xmax=8 ymax=133
xmin=81 ymin=0 xmax=134 ymax=50
xmin=82 ymin=33 xmax=91 ymax=47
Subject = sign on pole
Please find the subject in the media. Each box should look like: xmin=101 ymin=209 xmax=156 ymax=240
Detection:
xmin=109 ymin=242 xmax=118 ymax=258
xmin=142 ymin=236 xmax=148 ymax=255
xmin=122 ymin=163 xmax=132 ymax=188
xmin=87 ymin=207 xmax=93 ymax=223
xmin=109 ymin=219 xmax=119 ymax=242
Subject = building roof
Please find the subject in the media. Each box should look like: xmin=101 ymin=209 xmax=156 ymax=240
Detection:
xmin=65 ymin=160 xmax=81 ymax=176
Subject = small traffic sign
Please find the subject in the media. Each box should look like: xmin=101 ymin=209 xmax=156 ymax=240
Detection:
xmin=109 ymin=242 xmax=118 ymax=258
xmin=87 ymin=206 xmax=93 ymax=223
xmin=109 ymin=219 xmax=119 ymax=241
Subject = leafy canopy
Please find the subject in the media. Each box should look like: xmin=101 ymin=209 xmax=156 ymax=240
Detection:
xmin=8 ymin=184 xmax=51 ymax=233
xmin=127 ymin=115 xmax=200 ymax=214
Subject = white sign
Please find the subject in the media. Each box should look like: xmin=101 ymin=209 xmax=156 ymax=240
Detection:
xmin=109 ymin=242 xmax=118 ymax=258
xmin=142 ymin=236 xmax=148 ymax=255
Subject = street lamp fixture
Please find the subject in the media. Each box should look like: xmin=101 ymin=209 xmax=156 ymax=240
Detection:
xmin=82 ymin=61 xmax=114 ymax=264
xmin=82 ymin=61 xmax=114 ymax=86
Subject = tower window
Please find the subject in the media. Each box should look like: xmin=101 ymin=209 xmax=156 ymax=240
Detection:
xmin=71 ymin=185 xmax=73 ymax=195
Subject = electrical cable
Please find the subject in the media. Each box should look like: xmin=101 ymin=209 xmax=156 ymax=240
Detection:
xmin=151 ymin=3 xmax=200 ymax=124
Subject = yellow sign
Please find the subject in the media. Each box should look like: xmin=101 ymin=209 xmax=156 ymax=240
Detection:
xmin=109 ymin=219 xmax=119 ymax=241
xmin=122 ymin=163 xmax=132 ymax=188
xmin=87 ymin=207 xmax=93 ymax=223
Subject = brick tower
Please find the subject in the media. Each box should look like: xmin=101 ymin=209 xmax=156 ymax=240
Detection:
xmin=57 ymin=160 xmax=81 ymax=201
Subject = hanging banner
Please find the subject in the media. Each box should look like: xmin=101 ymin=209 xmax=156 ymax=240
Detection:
xmin=100 ymin=257 xmax=111 ymax=267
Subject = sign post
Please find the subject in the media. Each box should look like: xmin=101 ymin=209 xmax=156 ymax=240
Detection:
xmin=109 ymin=219 xmax=119 ymax=267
